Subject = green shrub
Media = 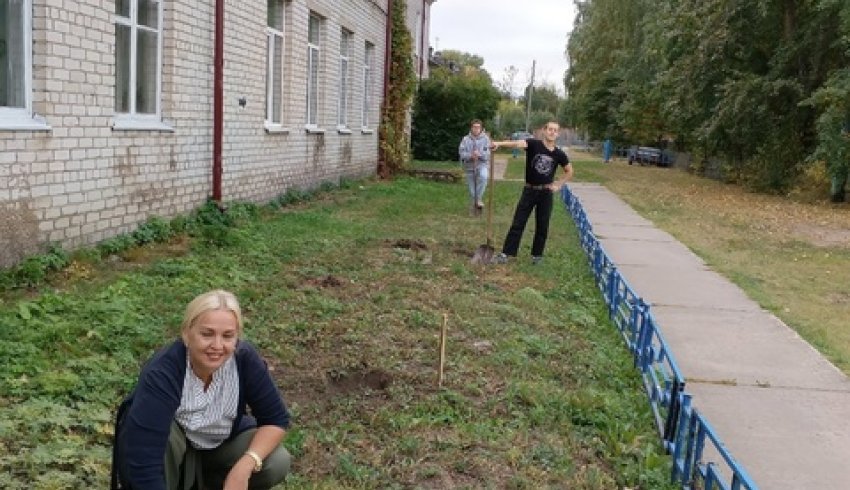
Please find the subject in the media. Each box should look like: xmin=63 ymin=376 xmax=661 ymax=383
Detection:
xmin=132 ymin=216 xmax=173 ymax=245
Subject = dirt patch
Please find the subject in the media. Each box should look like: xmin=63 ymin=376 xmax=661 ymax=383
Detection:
xmin=827 ymin=292 xmax=850 ymax=305
xmin=791 ymin=224 xmax=850 ymax=248
xmin=326 ymin=367 xmax=393 ymax=395
xmin=304 ymin=274 xmax=346 ymax=288
xmin=389 ymin=238 xmax=429 ymax=251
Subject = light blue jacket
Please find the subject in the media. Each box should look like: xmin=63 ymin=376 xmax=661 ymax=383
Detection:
xmin=459 ymin=131 xmax=490 ymax=167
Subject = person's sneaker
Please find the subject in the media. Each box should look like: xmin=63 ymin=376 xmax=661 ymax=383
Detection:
xmin=493 ymin=252 xmax=509 ymax=264
xmin=531 ymin=255 xmax=543 ymax=265
xmin=475 ymin=200 xmax=484 ymax=209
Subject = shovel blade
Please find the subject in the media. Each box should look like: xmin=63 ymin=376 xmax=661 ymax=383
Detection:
xmin=470 ymin=244 xmax=495 ymax=265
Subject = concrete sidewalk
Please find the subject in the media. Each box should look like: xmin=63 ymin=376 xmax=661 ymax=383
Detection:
xmin=567 ymin=182 xmax=850 ymax=490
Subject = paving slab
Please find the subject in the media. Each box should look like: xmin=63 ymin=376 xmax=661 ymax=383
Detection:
xmin=652 ymin=306 xmax=850 ymax=390
xmin=687 ymin=383 xmax=850 ymax=490
xmin=615 ymin=263 xmax=761 ymax=311
xmin=598 ymin=239 xmax=707 ymax=269
xmin=591 ymin=223 xmax=678 ymax=243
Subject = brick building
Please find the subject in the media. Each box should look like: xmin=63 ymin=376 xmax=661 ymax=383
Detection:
xmin=0 ymin=0 xmax=434 ymax=267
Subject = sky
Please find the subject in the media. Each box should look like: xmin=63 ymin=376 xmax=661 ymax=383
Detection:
xmin=428 ymin=0 xmax=578 ymax=96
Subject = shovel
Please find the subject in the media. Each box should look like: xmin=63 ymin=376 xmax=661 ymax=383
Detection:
xmin=470 ymin=154 xmax=495 ymax=264
xmin=471 ymin=154 xmax=481 ymax=217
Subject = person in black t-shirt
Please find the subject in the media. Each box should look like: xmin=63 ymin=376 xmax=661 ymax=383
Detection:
xmin=490 ymin=121 xmax=573 ymax=264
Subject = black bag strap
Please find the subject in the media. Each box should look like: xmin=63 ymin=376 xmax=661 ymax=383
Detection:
xmin=109 ymin=393 xmax=134 ymax=490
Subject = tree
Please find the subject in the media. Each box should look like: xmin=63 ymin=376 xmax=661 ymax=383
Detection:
xmin=411 ymin=64 xmax=501 ymax=161
xmin=498 ymin=101 xmax=526 ymax=136
xmin=805 ymin=69 xmax=850 ymax=201
xmin=498 ymin=65 xmax=519 ymax=99
xmin=438 ymin=49 xmax=486 ymax=70
xmin=520 ymin=83 xmax=561 ymax=117
xmin=378 ymin=0 xmax=417 ymax=178
xmin=565 ymin=0 xmax=850 ymax=198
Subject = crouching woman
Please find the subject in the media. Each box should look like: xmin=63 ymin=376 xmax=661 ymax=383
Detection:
xmin=111 ymin=290 xmax=291 ymax=490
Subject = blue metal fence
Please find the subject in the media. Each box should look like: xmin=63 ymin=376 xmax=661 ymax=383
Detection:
xmin=560 ymin=186 xmax=758 ymax=490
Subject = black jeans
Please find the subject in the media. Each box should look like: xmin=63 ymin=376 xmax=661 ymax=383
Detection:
xmin=502 ymin=187 xmax=554 ymax=257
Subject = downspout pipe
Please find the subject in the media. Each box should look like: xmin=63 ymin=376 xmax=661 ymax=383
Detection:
xmin=419 ymin=0 xmax=426 ymax=77
xmin=212 ymin=0 xmax=224 ymax=203
xmin=383 ymin=0 xmax=393 ymax=105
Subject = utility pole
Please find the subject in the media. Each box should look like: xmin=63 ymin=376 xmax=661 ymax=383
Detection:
xmin=525 ymin=60 xmax=535 ymax=132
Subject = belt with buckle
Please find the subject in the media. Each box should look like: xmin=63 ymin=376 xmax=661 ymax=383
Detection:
xmin=525 ymin=184 xmax=549 ymax=190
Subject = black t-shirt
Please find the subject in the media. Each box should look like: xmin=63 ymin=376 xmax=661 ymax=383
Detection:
xmin=523 ymin=139 xmax=569 ymax=185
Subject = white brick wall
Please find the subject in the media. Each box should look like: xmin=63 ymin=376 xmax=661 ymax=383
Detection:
xmin=0 ymin=0 xmax=431 ymax=268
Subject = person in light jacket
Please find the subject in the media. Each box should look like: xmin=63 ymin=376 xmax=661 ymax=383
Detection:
xmin=459 ymin=119 xmax=491 ymax=212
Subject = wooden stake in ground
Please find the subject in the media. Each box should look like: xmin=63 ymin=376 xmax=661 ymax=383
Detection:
xmin=437 ymin=313 xmax=448 ymax=387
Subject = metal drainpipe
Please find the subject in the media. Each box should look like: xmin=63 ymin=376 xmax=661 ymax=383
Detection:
xmin=383 ymin=0 xmax=393 ymax=108
xmin=378 ymin=0 xmax=394 ymax=178
xmin=212 ymin=0 xmax=224 ymax=203
xmin=419 ymin=0 xmax=427 ymax=77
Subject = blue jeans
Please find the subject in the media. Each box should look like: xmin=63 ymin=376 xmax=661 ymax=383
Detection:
xmin=464 ymin=161 xmax=488 ymax=204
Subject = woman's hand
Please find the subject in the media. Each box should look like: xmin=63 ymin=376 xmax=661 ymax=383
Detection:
xmin=222 ymin=455 xmax=255 ymax=490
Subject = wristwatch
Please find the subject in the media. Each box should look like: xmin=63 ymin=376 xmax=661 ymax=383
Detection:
xmin=244 ymin=450 xmax=263 ymax=473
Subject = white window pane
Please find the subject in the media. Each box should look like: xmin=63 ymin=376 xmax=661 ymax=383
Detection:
xmin=136 ymin=29 xmax=158 ymax=114
xmin=308 ymin=15 xmax=320 ymax=45
xmin=267 ymin=0 xmax=283 ymax=30
xmin=138 ymin=0 xmax=159 ymax=29
xmin=1 ymin=0 xmax=25 ymax=108
xmin=308 ymin=47 xmax=318 ymax=124
xmin=268 ymin=35 xmax=283 ymax=124
xmin=340 ymin=30 xmax=349 ymax=55
xmin=115 ymin=0 xmax=130 ymax=17
xmin=115 ymin=23 xmax=131 ymax=112
xmin=339 ymin=58 xmax=348 ymax=125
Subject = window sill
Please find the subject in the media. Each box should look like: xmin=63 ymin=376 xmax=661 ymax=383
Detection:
xmin=337 ymin=127 xmax=352 ymax=135
xmin=361 ymin=127 xmax=374 ymax=134
xmin=264 ymin=122 xmax=290 ymax=134
xmin=305 ymin=125 xmax=325 ymax=134
xmin=112 ymin=117 xmax=174 ymax=132
xmin=0 ymin=113 xmax=52 ymax=132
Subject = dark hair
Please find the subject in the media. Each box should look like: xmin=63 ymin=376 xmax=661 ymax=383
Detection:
xmin=470 ymin=119 xmax=483 ymax=127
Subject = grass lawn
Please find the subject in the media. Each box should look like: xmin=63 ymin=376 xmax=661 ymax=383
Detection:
xmin=567 ymin=151 xmax=850 ymax=374
xmin=0 ymin=176 xmax=675 ymax=489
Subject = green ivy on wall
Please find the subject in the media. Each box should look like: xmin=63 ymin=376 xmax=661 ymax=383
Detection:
xmin=378 ymin=0 xmax=416 ymax=178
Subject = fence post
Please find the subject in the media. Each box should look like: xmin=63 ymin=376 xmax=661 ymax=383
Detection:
xmin=607 ymin=267 xmax=619 ymax=318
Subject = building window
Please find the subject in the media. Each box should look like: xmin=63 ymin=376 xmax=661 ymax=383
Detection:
xmin=306 ymin=13 xmax=321 ymax=128
xmin=0 ymin=0 xmax=46 ymax=130
xmin=114 ymin=0 xmax=163 ymax=125
xmin=266 ymin=0 xmax=285 ymax=128
xmin=338 ymin=29 xmax=351 ymax=129
xmin=362 ymin=42 xmax=374 ymax=129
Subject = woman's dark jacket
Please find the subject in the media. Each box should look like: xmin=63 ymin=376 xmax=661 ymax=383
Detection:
xmin=110 ymin=340 xmax=289 ymax=490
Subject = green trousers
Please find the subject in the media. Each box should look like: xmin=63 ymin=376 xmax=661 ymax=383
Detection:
xmin=165 ymin=421 xmax=291 ymax=490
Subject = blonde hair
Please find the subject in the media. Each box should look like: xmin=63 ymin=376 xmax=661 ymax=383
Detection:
xmin=181 ymin=289 xmax=243 ymax=334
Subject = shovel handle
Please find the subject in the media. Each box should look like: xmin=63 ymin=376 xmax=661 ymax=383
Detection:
xmin=486 ymin=151 xmax=495 ymax=244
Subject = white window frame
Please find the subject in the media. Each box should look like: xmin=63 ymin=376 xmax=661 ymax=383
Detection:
xmin=265 ymin=0 xmax=287 ymax=132
xmin=0 ymin=0 xmax=49 ymax=131
xmin=337 ymin=28 xmax=351 ymax=133
xmin=361 ymin=42 xmax=374 ymax=132
xmin=305 ymin=13 xmax=322 ymax=132
xmin=112 ymin=0 xmax=170 ymax=131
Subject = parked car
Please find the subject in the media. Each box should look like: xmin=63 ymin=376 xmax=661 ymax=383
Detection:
xmin=511 ymin=131 xmax=533 ymax=141
xmin=627 ymin=146 xmax=674 ymax=167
